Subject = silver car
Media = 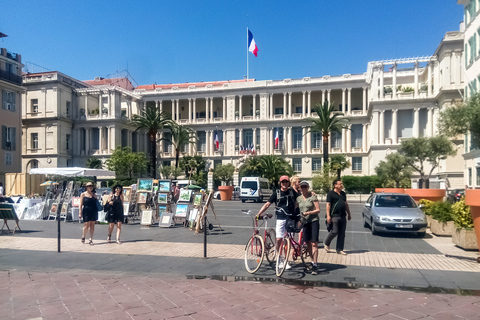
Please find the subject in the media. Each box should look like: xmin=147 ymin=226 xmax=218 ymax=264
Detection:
xmin=362 ymin=193 xmax=427 ymax=237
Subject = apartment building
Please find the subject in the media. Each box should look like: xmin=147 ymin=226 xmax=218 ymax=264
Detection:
xmin=20 ymin=30 xmax=465 ymax=188
xmin=458 ymin=0 xmax=480 ymax=188
xmin=0 ymin=46 xmax=23 ymax=185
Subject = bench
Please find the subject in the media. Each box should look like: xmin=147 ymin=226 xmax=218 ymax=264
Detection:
xmin=0 ymin=203 xmax=21 ymax=234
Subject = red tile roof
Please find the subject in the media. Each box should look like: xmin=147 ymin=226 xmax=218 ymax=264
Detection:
xmin=83 ymin=77 xmax=134 ymax=90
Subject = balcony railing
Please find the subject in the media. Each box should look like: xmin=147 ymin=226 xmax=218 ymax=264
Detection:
xmin=0 ymin=69 xmax=22 ymax=85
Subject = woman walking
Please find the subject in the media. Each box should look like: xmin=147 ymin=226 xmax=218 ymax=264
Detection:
xmin=79 ymin=182 xmax=98 ymax=245
xmin=297 ymin=180 xmax=321 ymax=274
xmin=107 ymin=185 xmax=124 ymax=244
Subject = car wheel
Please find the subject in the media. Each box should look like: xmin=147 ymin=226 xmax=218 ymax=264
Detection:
xmin=371 ymin=220 xmax=378 ymax=235
xmin=417 ymin=231 xmax=426 ymax=238
xmin=362 ymin=213 xmax=368 ymax=228
xmin=241 ymin=199 xmax=245 ymax=203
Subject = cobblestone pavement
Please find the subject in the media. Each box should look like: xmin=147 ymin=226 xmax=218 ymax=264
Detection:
xmin=2 ymin=270 xmax=480 ymax=320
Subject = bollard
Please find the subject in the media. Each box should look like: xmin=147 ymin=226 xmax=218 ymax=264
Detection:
xmin=57 ymin=211 xmax=61 ymax=252
xmin=203 ymin=215 xmax=207 ymax=258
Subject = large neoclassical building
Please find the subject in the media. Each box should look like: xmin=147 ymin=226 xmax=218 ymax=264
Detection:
xmin=21 ymin=29 xmax=466 ymax=188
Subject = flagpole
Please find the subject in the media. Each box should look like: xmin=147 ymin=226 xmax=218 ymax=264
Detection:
xmin=246 ymin=27 xmax=249 ymax=80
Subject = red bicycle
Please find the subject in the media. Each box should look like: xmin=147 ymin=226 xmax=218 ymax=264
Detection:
xmin=243 ymin=209 xmax=276 ymax=273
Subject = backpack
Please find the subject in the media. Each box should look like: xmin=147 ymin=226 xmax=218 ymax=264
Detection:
xmin=276 ymin=188 xmax=294 ymax=207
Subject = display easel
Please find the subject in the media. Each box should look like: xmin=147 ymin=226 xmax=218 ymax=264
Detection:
xmin=195 ymin=191 xmax=222 ymax=234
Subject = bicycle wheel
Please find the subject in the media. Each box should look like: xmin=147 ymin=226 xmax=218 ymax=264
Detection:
xmin=244 ymin=235 xmax=265 ymax=273
xmin=300 ymin=243 xmax=310 ymax=267
xmin=265 ymin=228 xmax=276 ymax=263
xmin=276 ymin=237 xmax=291 ymax=277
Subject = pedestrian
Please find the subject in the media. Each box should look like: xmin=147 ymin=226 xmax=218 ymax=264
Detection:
xmin=324 ymin=179 xmax=351 ymax=255
xmin=106 ymin=185 xmax=124 ymax=244
xmin=290 ymin=176 xmax=300 ymax=193
xmin=297 ymin=180 xmax=321 ymax=274
xmin=256 ymin=175 xmax=299 ymax=270
xmin=79 ymin=182 xmax=99 ymax=245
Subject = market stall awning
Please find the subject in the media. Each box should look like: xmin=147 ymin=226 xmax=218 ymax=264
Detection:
xmin=39 ymin=181 xmax=59 ymax=186
xmin=30 ymin=167 xmax=115 ymax=177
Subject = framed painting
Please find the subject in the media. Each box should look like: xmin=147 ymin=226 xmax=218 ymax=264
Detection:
xmin=61 ymin=203 xmax=69 ymax=214
xmin=175 ymin=203 xmax=189 ymax=218
xmin=71 ymin=197 xmax=81 ymax=207
xmin=189 ymin=208 xmax=199 ymax=222
xmin=123 ymin=202 xmax=129 ymax=216
xmin=158 ymin=180 xmax=171 ymax=193
xmin=123 ymin=187 xmax=132 ymax=202
xmin=178 ymin=189 xmax=193 ymax=203
xmin=157 ymin=193 xmax=168 ymax=204
xmin=193 ymin=194 xmax=202 ymax=206
xmin=137 ymin=178 xmax=154 ymax=192
xmin=141 ymin=210 xmax=153 ymax=225
xmin=137 ymin=192 xmax=148 ymax=204
xmin=159 ymin=213 xmax=174 ymax=227
xmin=50 ymin=203 xmax=58 ymax=214
xmin=158 ymin=205 xmax=167 ymax=218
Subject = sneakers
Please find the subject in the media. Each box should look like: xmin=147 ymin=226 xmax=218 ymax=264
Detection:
xmin=311 ymin=265 xmax=318 ymax=275
xmin=285 ymin=262 xmax=292 ymax=270
xmin=337 ymin=250 xmax=347 ymax=255
xmin=324 ymin=245 xmax=330 ymax=252
xmin=278 ymin=257 xmax=292 ymax=270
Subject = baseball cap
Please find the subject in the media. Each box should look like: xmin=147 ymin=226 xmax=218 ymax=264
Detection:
xmin=299 ymin=180 xmax=309 ymax=187
xmin=279 ymin=175 xmax=290 ymax=182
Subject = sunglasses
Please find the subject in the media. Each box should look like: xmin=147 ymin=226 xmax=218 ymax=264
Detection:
xmin=281 ymin=180 xmax=290 ymax=184
xmin=300 ymin=185 xmax=309 ymax=188
xmin=87 ymin=186 xmax=93 ymax=188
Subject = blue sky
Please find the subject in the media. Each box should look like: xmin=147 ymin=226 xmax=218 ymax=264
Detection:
xmin=1 ymin=1 xmax=464 ymax=86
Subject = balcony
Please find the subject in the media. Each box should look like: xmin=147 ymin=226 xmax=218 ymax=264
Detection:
xmin=0 ymin=69 xmax=22 ymax=85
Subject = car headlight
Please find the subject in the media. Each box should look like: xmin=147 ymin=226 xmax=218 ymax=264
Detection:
xmin=414 ymin=217 xmax=426 ymax=222
xmin=376 ymin=216 xmax=392 ymax=222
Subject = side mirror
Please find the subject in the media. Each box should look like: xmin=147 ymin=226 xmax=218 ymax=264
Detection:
xmin=365 ymin=202 xmax=371 ymax=208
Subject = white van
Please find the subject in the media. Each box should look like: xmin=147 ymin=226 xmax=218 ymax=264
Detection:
xmin=239 ymin=177 xmax=273 ymax=203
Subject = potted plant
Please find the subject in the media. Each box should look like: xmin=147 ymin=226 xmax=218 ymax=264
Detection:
xmin=429 ymin=201 xmax=455 ymax=236
xmin=451 ymin=198 xmax=478 ymax=250
xmin=384 ymin=86 xmax=393 ymax=96
xmin=235 ymin=111 xmax=239 ymax=118
xmin=255 ymin=109 xmax=260 ymax=117
xmin=465 ymin=190 xmax=480 ymax=262
xmin=420 ymin=83 xmax=428 ymax=92
xmin=102 ymin=107 xmax=109 ymax=114
xmin=90 ymin=108 xmax=99 ymax=116
xmin=419 ymin=199 xmax=434 ymax=228
xmin=213 ymin=164 xmax=235 ymax=200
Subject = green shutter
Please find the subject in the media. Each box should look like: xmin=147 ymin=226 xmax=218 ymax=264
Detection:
xmin=11 ymin=127 xmax=16 ymax=151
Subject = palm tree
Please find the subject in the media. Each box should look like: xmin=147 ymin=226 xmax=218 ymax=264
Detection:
xmin=161 ymin=122 xmax=197 ymax=168
xmin=132 ymin=104 xmax=170 ymax=178
xmin=329 ymin=154 xmax=351 ymax=179
xmin=86 ymin=157 xmax=103 ymax=169
xmin=239 ymin=156 xmax=264 ymax=177
xmin=307 ymin=101 xmax=348 ymax=165
xmin=260 ymin=155 xmax=294 ymax=188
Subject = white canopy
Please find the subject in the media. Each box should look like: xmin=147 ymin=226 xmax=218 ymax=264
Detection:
xmin=30 ymin=167 xmax=115 ymax=177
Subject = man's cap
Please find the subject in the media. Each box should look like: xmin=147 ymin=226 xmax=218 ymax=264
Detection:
xmin=279 ymin=175 xmax=290 ymax=182
xmin=299 ymin=180 xmax=309 ymax=187
xmin=85 ymin=182 xmax=94 ymax=187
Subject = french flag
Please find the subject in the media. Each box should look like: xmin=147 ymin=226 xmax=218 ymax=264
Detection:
xmin=275 ymin=128 xmax=279 ymax=148
xmin=248 ymin=29 xmax=258 ymax=57
xmin=214 ymin=131 xmax=219 ymax=150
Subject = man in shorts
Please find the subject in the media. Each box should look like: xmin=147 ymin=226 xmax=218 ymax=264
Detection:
xmin=256 ymin=175 xmax=299 ymax=268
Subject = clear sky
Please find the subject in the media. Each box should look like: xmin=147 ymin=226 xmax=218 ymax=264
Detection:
xmin=0 ymin=1 xmax=464 ymax=87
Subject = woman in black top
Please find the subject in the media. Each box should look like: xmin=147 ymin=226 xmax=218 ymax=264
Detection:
xmin=107 ymin=185 xmax=124 ymax=244
xmin=79 ymin=182 xmax=99 ymax=245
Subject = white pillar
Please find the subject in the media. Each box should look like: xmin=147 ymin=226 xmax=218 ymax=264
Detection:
xmin=379 ymin=110 xmax=385 ymax=144
xmin=159 ymin=100 xmax=163 ymax=114
xmin=171 ymin=100 xmax=175 ymax=120
xmin=372 ymin=110 xmax=379 ymax=145
xmin=302 ymin=127 xmax=306 ymax=151
xmin=193 ymin=98 xmax=196 ymax=122
xmin=327 ymin=89 xmax=331 ymax=103
xmin=269 ymin=94 xmax=274 ymax=120
xmin=269 ymin=128 xmax=274 ymax=154
xmin=392 ymin=64 xmax=397 ymax=99
xmin=98 ymin=126 xmax=103 ymax=153
xmin=392 ymin=109 xmax=398 ymax=144
xmin=413 ymin=108 xmax=420 ymax=138
xmin=380 ymin=64 xmax=384 ymax=99
xmin=342 ymin=128 xmax=346 ymax=152
xmin=188 ymin=98 xmax=192 ymax=123
xmin=347 ymin=124 xmax=352 ymax=153
xmin=341 ymin=88 xmax=346 ymax=113
xmin=322 ymin=90 xmax=326 ymax=104
xmin=302 ymin=91 xmax=306 ymax=117
xmin=238 ymin=95 xmax=243 ymax=120
xmin=239 ymin=129 xmax=243 ymax=149
xmin=307 ymin=91 xmax=312 ymax=117
xmin=205 ymin=98 xmax=209 ymax=123
xmin=288 ymin=92 xmax=292 ymax=118
xmin=223 ymin=97 xmax=226 ymax=121
xmin=427 ymin=107 xmax=434 ymax=137
xmin=362 ymin=87 xmax=367 ymax=114
xmin=283 ymin=93 xmax=287 ymax=118
xmin=428 ymin=62 xmax=433 ymax=97
xmin=347 ymin=88 xmax=352 ymax=115
xmin=287 ymin=127 xmax=292 ymax=154
xmin=307 ymin=130 xmax=312 ymax=154
xmin=362 ymin=124 xmax=367 ymax=152
xmin=210 ymin=98 xmax=214 ymax=122
xmin=414 ymin=61 xmax=419 ymax=98
xmin=253 ymin=94 xmax=257 ymax=118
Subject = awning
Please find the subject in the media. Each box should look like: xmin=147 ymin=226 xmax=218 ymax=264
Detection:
xmin=30 ymin=167 xmax=115 ymax=177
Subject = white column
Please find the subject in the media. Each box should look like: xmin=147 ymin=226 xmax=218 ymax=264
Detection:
xmin=362 ymin=124 xmax=367 ymax=152
xmin=223 ymin=97 xmax=226 ymax=121
xmin=269 ymin=94 xmax=274 ymax=120
xmin=253 ymin=128 xmax=257 ymax=148
xmin=307 ymin=91 xmax=312 ymax=117
xmin=327 ymin=89 xmax=331 ymax=103
xmin=85 ymin=128 xmax=90 ymax=154
xmin=159 ymin=100 xmax=163 ymax=114
xmin=288 ymin=92 xmax=292 ymax=118
xmin=413 ymin=108 xmax=420 ymax=138
xmin=427 ymin=107 xmax=434 ymax=137
xmin=414 ymin=61 xmax=419 ymax=98
xmin=392 ymin=109 xmax=398 ymax=144
xmin=322 ymin=90 xmax=326 ymax=104
xmin=434 ymin=60 xmax=439 ymax=95
xmin=287 ymin=127 xmax=292 ymax=154
xmin=238 ymin=95 xmax=243 ymax=120
xmin=379 ymin=110 xmax=385 ymax=144
xmin=210 ymin=98 xmax=214 ymax=122
xmin=428 ymin=62 xmax=433 ymax=97
xmin=380 ymin=64 xmax=384 ymax=99
xmin=347 ymin=88 xmax=352 ymax=115
xmin=98 ymin=126 xmax=103 ymax=153
xmin=307 ymin=130 xmax=312 ymax=154
xmin=193 ymin=98 xmax=196 ymax=122
xmin=176 ymin=99 xmax=180 ymax=121
xmin=269 ymin=128 xmax=274 ymax=154
xmin=341 ymin=89 xmax=346 ymax=113
xmin=392 ymin=64 xmax=397 ymax=99
xmin=171 ymin=100 xmax=175 ymax=120
xmin=347 ymin=124 xmax=352 ymax=153
xmin=341 ymin=128 xmax=346 ymax=152
xmin=433 ymin=107 xmax=439 ymax=135
xmin=239 ymin=128 xmax=243 ymax=149
xmin=252 ymin=94 xmax=257 ymax=118
xmin=283 ymin=93 xmax=287 ymax=118
xmin=188 ymin=98 xmax=192 ymax=123
xmin=205 ymin=98 xmax=209 ymax=123
xmin=302 ymin=127 xmax=306 ymax=151
xmin=372 ymin=110 xmax=379 ymax=145
xmin=302 ymin=91 xmax=306 ymax=117
xmin=362 ymin=87 xmax=367 ymax=114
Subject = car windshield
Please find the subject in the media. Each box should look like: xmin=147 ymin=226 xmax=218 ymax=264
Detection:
xmin=374 ymin=195 xmax=417 ymax=208
xmin=241 ymin=181 xmax=258 ymax=190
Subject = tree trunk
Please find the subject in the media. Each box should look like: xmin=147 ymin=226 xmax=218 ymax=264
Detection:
xmin=323 ymin=133 xmax=329 ymax=165
xmin=149 ymin=132 xmax=157 ymax=179
xmin=337 ymin=169 xmax=341 ymax=179
xmin=175 ymin=148 xmax=180 ymax=168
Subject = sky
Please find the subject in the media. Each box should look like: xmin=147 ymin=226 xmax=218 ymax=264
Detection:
xmin=0 ymin=1 xmax=464 ymax=87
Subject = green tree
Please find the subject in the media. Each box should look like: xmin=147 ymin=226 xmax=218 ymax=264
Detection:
xmin=132 ymin=104 xmax=170 ymax=178
xmin=179 ymin=155 xmax=206 ymax=177
xmin=400 ymin=136 xmax=456 ymax=188
xmin=213 ymin=163 xmax=235 ymax=186
xmin=439 ymin=93 xmax=480 ymax=146
xmin=312 ymin=166 xmax=337 ymax=194
xmin=374 ymin=153 xmax=411 ymax=188
xmin=161 ymin=122 xmax=197 ymax=168
xmin=159 ymin=165 xmax=182 ymax=179
xmin=307 ymin=101 xmax=348 ymax=165
xmin=106 ymin=146 xmax=148 ymax=179
xmin=329 ymin=154 xmax=351 ymax=179
xmin=86 ymin=157 xmax=103 ymax=169
xmin=259 ymin=155 xmax=294 ymax=188
xmin=239 ymin=156 xmax=264 ymax=177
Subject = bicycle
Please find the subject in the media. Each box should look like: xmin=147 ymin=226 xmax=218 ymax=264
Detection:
xmin=243 ymin=209 xmax=276 ymax=273
xmin=275 ymin=209 xmax=311 ymax=277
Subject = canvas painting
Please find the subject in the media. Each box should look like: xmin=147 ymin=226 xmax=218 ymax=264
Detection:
xmin=123 ymin=202 xmax=129 ymax=216
xmin=178 ymin=189 xmax=193 ymax=203
xmin=137 ymin=192 xmax=148 ymax=204
xmin=71 ymin=197 xmax=81 ymax=207
xmin=141 ymin=210 xmax=153 ymax=225
xmin=189 ymin=208 xmax=199 ymax=222
xmin=123 ymin=187 xmax=132 ymax=202
xmin=137 ymin=178 xmax=154 ymax=192
xmin=50 ymin=203 xmax=58 ymax=213
xmin=61 ymin=203 xmax=69 ymax=214
xmin=159 ymin=213 xmax=174 ymax=227
xmin=194 ymin=194 xmax=202 ymax=206
xmin=157 ymin=193 xmax=168 ymax=204
xmin=175 ymin=203 xmax=189 ymax=218
xmin=158 ymin=205 xmax=167 ymax=218
xmin=158 ymin=180 xmax=171 ymax=193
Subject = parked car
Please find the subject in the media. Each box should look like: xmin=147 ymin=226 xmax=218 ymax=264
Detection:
xmin=239 ymin=177 xmax=273 ymax=203
xmin=362 ymin=193 xmax=427 ymax=237
xmin=447 ymin=189 xmax=465 ymax=203
xmin=214 ymin=186 xmax=240 ymax=200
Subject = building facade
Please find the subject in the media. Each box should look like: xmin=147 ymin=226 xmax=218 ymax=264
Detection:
xmin=0 ymin=47 xmax=23 ymax=185
xmin=20 ymin=30 xmax=465 ymax=188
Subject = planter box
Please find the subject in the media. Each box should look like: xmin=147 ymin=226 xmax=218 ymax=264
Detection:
xmin=218 ymin=186 xmax=234 ymax=201
xmin=375 ymin=188 xmax=405 ymax=194
xmin=430 ymin=219 xmax=455 ymax=236
xmin=452 ymin=228 xmax=479 ymax=250
xmin=404 ymin=189 xmax=446 ymax=203
xmin=426 ymin=215 xmax=433 ymax=228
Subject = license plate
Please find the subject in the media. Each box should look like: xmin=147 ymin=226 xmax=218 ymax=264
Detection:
xmin=396 ymin=224 xmax=413 ymax=228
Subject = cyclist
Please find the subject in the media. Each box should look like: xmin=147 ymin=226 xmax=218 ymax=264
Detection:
xmin=256 ymin=175 xmax=299 ymax=269
xmin=297 ymin=180 xmax=320 ymax=274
